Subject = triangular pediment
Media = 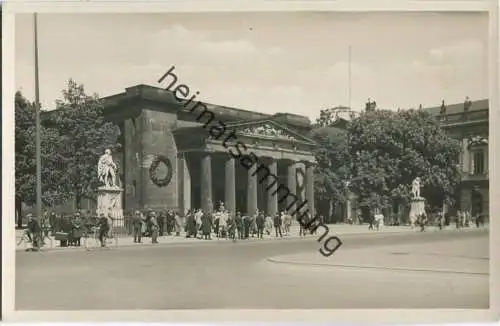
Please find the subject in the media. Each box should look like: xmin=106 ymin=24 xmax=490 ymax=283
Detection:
xmin=227 ymin=119 xmax=316 ymax=145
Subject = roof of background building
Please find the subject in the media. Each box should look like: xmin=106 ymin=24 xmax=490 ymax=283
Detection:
xmin=423 ymin=99 xmax=488 ymax=116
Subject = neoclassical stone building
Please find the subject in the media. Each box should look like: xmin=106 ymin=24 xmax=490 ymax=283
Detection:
xmin=102 ymin=84 xmax=317 ymax=216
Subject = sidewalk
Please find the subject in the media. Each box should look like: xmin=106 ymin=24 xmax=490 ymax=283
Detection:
xmin=267 ymin=228 xmax=489 ymax=275
xmin=14 ymin=224 xmax=478 ymax=252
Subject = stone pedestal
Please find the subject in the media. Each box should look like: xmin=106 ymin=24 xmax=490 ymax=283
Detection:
xmin=409 ymin=197 xmax=425 ymax=227
xmin=97 ymin=186 xmax=124 ymax=228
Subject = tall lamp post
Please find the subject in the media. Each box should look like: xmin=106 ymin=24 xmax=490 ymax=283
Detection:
xmin=34 ymin=13 xmax=42 ymax=220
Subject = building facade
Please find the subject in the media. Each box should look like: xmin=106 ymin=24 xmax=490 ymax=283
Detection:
xmin=102 ymin=84 xmax=317 ymax=217
xmin=424 ymin=98 xmax=489 ymax=219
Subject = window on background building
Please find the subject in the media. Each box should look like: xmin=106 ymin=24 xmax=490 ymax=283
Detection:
xmin=473 ymin=150 xmax=485 ymax=175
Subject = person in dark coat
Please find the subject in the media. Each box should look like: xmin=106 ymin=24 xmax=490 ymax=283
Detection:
xmin=243 ymin=215 xmax=251 ymax=239
xmin=273 ymin=213 xmax=282 ymax=238
xmin=201 ymin=212 xmax=212 ymax=240
xmin=158 ymin=211 xmax=166 ymax=237
xmin=132 ymin=210 xmax=143 ymax=243
xmin=256 ymin=212 xmax=265 ymax=239
xmin=150 ymin=212 xmax=159 ymax=244
xmin=166 ymin=210 xmax=175 ymax=235
xmin=185 ymin=211 xmax=197 ymax=238
xmin=71 ymin=213 xmax=83 ymax=247
xmin=227 ymin=215 xmax=236 ymax=240
xmin=235 ymin=212 xmax=243 ymax=239
xmin=419 ymin=213 xmax=427 ymax=232
xmin=97 ymin=214 xmax=110 ymax=247
xmin=26 ymin=213 xmax=42 ymax=250
xmin=299 ymin=213 xmax=309 ymax=237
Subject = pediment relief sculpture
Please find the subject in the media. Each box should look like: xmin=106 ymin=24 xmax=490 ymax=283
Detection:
xmin=239 ymin=123 xmax=296 ymax=141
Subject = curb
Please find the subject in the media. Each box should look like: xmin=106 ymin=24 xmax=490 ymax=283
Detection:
xmin=15 ymin=227 xmax=485 ymax=253
xmin=15 ymin=230 xmax=413 ymax=253
xmin=265 ymin=256 xmax=489 ymax=276
xmin=15 ymin=234 xmax=312 ymax=253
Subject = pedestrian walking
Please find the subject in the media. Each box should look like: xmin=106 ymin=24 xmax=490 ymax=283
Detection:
xmin=201 ymin=211 xmax=212 ymax=240
xmin=97 ymin=213 xmax=110 ymax=247
xmin=273 ymin=213 xmax=283 ymax=238
xmin=26 ymin=213 xmax=42 ymax=251
xmin=227 ymin=215 xmax=236 ymax=241
xmin=150 ymin=212 xmax=159 ymax=244
xmin=299 ymin=213 xmax=309 ymax=237
xmin=264 ymin=214 xmax=273 ymax=236
xmin=219 ymin=209 xmax=228 ymax=238
xmin=185 ymin=210 xmax=197 ymax=238
xmin=174 ymin=210 xmax=182 ymax=236
xmin=235 ymin=212 xmax=243 ymax=239
xmin=256 ymin=212 xmax=265 ymax=239
xmin=71 ymin=213 xmax=83 ymax=247
xmin=166 ymin=210 xmax=175 ymax=235
xmin=456 ymin=211 xmax=462 ymax=230
xmin=250 ymin=212 xmax=258 ymax=238
xmin=438 ymin=213 xmax=445 ymax=230
xmin=132 ymin=210 xmax=143 ymax=243
xmin=158 ymin=211 xmax=166 ymax=237
xmin=419 ymin=213 xmax=427 ymax=232
xmin=243 ymin=215 xmax=251 ymax=239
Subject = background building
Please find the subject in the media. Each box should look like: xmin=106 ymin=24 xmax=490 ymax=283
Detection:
xmin=424 ymin=98 xmax=489 ymax=220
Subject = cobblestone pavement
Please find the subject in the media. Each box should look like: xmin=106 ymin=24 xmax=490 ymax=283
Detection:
xmin=15 ymin=228 xmax=488 ymax=309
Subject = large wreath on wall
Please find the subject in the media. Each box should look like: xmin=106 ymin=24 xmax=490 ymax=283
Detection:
xmin=149 ymin=155 xmax=173 ymax=188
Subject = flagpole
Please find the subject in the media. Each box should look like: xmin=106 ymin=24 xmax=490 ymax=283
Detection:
xmin=34 ymin=13 xmax=42 ymax=220
xmin=348 ymin=45 xmax=352 ymax=109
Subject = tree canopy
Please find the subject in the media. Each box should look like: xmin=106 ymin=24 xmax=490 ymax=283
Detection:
xmin=15 ymin=79 xmax=120 ymax=218
xmin=311 ymin=125 xmax=350 ymax=207
xmin=44 ymin=79 xmax=121 ymax=207
xmin=346 ymin=109 xmax=461 ymax=211
xmin=312 ymin=106 xmax=461 ymax=219
xmin=15 ymin=92 xmax=71 ymax=207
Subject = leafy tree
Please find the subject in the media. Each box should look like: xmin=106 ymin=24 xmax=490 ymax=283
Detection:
xmin=311 ymin=107 xmax=352 ymax=222
xmin=45 ymin=79 xmax=121 ymax=209
xmin=346 ymin=108 xmax=461 ymax=216
xmin=15 ymin=92 xmax=70 ymax=226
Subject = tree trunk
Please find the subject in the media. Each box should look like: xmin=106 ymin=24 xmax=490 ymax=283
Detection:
xmin=75 ymin=194 xmax=82 ymax=211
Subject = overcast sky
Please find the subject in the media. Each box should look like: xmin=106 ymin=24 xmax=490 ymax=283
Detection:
xmin=15 ymin=12 xmax=488 ymax=120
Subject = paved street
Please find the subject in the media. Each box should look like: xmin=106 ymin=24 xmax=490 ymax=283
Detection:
xmin=16 ymin=228 xmax=489 ymax=310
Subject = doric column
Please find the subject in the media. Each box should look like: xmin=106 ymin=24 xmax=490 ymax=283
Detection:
xmin=485 ymin=147 xmax=489 ymax=174
xmin=177 ymin=155 xmax=185 ymax=216
xmin=177 ymin=153 xmax=191 ymax=217
xmin=225 ymin=155 xmax=236 ymax=215
xmin=305 ymin=162 xmax=315 ymax=216
xmin=286 ymin=161 xmax=297 ymax=214
xmin=247 ymin=161 xmax=258 ymax=216
xmin=470 ymin=150 xmax=475 ymax=174
xmin=267 ymin=158 xmax=278 ymax=217
xmin=201 ymin=153 xmax=213 ymax=213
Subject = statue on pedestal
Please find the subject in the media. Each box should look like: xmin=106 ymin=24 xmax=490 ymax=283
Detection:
xmin=411 ymin=177 xmax=422 ymax=199
xmin=98 ymin=149 xmax=118 ymax=188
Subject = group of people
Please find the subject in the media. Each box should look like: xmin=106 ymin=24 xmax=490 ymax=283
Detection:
xmin=128 ymin=209 xmax=184 ymax=244
xmin=161 ymin=203 xmax=316 ymax=242
xmin=19 ymin=210 xmax=130 ymax=250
